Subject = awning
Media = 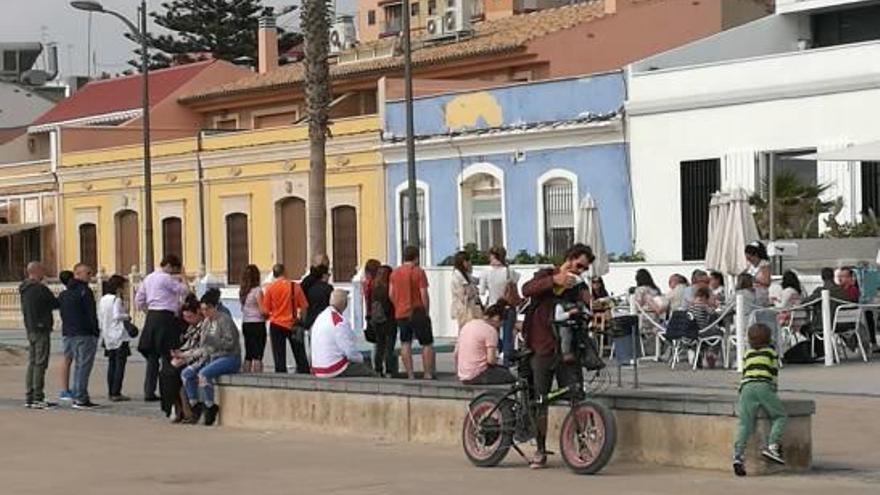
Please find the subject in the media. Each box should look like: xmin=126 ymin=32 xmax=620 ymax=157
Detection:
xmin=0 ymin=223 xmax=43 ymax=237
xmin=793 ymin=141 xmax=880 ymax=162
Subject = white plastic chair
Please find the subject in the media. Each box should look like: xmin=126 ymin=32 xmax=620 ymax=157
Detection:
xmin=829 ymin=305 xmax=869 ymax=363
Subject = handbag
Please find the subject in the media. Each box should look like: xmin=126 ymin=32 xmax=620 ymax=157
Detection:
xmin=502 ymin=267 xmax=523 ymax=307
xmin=363 ymin=320 xmax=377 ymax=343
xmin=124 ymin=320 xmax=140 ymax=339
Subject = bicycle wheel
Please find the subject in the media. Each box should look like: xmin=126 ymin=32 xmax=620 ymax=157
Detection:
xmin=558 ymin=399 xmax=617 ymax=475
xmin=462 ymin=394 xmax=514 ymax=467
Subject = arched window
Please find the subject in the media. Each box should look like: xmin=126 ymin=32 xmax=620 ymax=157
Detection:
xmin=331 ymin=205 xmax=358 ymax=281
xmin=162 ymin=217 xmax=183 ymax=261
xmin=397 ymin=183 xmax=429 ymax=264
xmin=538 ymin=171 xmax=578 ymax=258
xmin=276 ymin=197 xmax=307 ymax=278
xmin=458 ymin=165 xmax=505 ymax=252
xmin=115 ymin=210 xmax=139 ymax=275
xmin=79 ymin=223 xmax=97 ymax=273
xmin=226 ymin=213 xmax=249 ymax=285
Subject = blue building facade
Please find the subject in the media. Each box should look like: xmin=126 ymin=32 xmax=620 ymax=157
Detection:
xmin=382 ymin=72 xmax=633 ymax=265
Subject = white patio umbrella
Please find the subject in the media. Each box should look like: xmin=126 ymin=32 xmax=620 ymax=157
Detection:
xmin=576 ymin=194 xmax=609 ymax=277
xmin=704 ymin=192 xmax=724 ymax=271
xmin=719 ymin=188 xmax=760 ymax=276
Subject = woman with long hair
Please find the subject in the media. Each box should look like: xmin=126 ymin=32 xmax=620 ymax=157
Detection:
xmin=239 ymin=264 xmax=267 ymax=373
xmin=744 ymin=241 xmax=771 ymax=306
xmin=99 ymin=275 xmax=132 ymax=402
xmin=774 ymin=270 xmax=804 ymax=327
xmin=450 ymin=251 xmax=482 ymax=332
xmin=371 ymin=265 xmax=397 ymax=376
xmin=633 ymin=268 xmax=664 ymax=319
xmin=362 ymin=259 xmax=381 ymax=323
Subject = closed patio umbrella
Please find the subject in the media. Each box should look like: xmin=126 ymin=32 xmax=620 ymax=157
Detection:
xmin=576 ymin=194 xmax=609 ymax=277
xmin=719 ymin=188 xmax=759 ymax=276
xmin=704 ymin=192 xmax=724 ymax=271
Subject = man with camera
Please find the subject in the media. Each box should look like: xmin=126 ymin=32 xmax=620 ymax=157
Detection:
xmin=521 ymin=243 xmax=594 ymax=469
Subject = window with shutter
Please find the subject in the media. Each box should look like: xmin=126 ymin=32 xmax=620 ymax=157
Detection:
xmin=542 ymin=179 xmax=574 ymax=258
xmin=79 ymin=223 xmax=97 ymax=273
xmin=276 ymin=197 xmax=308 ymax=279
xmin=400 ymin=189 xmax=426 ymax=263
xmin=226 ymin=213 xmax=249 ymax=285
xmin=680 ymin=159 xmax=720 ymax=261
xmin=115 ymin=210 xmax=139 ymax=275
xmin=331 ymin=206 xmax=358 ymax=281
xmin=162 ymin=217 xmax=183 ymax=261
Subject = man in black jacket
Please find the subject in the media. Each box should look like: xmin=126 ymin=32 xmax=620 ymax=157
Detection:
xmin=19 ymin=262 xmax=59 ymax=409
xmin=59 ymin=263 xmax=100 ymax=409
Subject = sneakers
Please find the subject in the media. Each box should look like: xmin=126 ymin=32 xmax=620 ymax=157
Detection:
xmin=109 ymin=395 xmax=131 ymax=402
xmin=528 ymin=452 xmax=548 ymax=470
xmin=761 ymin=444 xmax=786 ymax=465
xmin=58 ymin=390 xmax=74 ymax=402
xmin=733 ymin=456 xmax=746 ymax=477
xmin=31 ymin=401 xmax=57 ymax=410
xmin=24 ymin=402 xmax=33 ymax=409
xmin=72 ymin=401 xmax=101 ymax=410
xmin=203 ymin=404 xmax=220 ymax=426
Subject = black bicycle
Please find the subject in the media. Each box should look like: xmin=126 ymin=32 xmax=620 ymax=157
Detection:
xmin=461 ymin=308 xmax=616 ymax=474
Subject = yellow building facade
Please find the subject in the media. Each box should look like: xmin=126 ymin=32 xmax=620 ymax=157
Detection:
xmin=57 ymin=116 xmax=385 ymax=283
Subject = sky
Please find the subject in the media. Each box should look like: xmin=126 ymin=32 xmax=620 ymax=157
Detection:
xmin=0 ymin=0 xmax=355 ymax=81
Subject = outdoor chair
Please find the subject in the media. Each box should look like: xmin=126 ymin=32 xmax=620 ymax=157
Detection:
xmin=825 ymin=305 xmax=869 ymax=363
xmin=778 ymin=308 xmax=808 ymax=355
xmin=691 ymin=325 xmax=726 ymax=370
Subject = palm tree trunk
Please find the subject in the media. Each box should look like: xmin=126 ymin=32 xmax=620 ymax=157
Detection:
xmin=302 ymin=0 xmax=332 ymax=259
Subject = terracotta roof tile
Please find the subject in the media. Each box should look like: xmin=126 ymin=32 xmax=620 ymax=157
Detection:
xmin=180 ymin=2 xmax=608 ymax=103
xmin=31 ymin=60 xmax=216 ymax=127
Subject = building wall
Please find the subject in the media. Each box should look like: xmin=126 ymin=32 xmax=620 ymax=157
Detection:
xmin=526 ymin=0 xmax=767 ymax=79
xmin=58 ymin=117 xmax=386 ymax=281
xmin=384 ymin=143 xmax=631 ymax=265
xmin=627 ymin=41 xmax=880 ymax=262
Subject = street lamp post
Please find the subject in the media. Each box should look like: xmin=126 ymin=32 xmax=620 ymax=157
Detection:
xmin=401 ymin=0 xmax=419 ymax=253
xmin=71 ymin=0 xmax=155 ymax=274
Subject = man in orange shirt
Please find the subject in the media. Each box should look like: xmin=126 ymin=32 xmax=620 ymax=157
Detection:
xmin=262 ymin=264 xmax=310 ymax=374
xmin=390 ymin=246 xmax=434 ymax=379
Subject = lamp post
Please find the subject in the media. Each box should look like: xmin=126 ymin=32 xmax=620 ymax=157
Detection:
xmin=71 ymin=0 xmax=155 ymax=273
xmin=401 ymin=0 xmax=419 ymax=254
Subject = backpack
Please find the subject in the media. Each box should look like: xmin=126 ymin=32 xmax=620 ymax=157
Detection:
xmin=502 ymin=267 xmax=523 ymax=307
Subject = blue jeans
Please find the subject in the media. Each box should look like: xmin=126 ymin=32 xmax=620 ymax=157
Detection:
xmin=183 ymin=355 xmax=241 ymax=406
xmin=70 ymin=335 xmax=98 ymax=403
xmin=501 ymin=308 xmax=516 ymax=366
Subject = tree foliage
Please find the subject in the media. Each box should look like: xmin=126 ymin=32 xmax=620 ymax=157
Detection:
xmin=130 ymin=0 xmax=302 ymax=70
xmin=750 ymin=169 xmax=837 ymax=239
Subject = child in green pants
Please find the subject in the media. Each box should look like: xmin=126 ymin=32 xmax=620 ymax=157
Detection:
xmin=733 ymin=323 xmax=787 ymax=476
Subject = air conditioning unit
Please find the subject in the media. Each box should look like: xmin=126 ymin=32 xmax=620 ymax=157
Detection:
xmin=426 ymin=15 xmax=443 ymax=38
xmin=329 ymin=16 xmax=357 ymax=54
xmin=443 ymin=0 xmax=472 ymax=35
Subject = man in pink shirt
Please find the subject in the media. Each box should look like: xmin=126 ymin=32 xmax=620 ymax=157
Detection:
xmin=134 ymin=255 xmax=189 ymax=403
xmin=455 ymin=302 xmax=515 ymax=385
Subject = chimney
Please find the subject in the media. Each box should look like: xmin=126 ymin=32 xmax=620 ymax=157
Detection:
xmin=258 ymin=16 xmax=279 ymax=74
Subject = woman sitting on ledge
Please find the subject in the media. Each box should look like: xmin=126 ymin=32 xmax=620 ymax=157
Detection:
xmin=455 ymin=301 xmax=516 ymax=385
xmin=179 ymin=289 xmax=241 ymax=426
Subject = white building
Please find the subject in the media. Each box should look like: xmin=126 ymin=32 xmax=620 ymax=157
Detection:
xmin=625 ymin=0 xmax=880 ymax=263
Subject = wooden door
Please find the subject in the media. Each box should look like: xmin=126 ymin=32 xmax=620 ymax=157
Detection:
xmin=162 ymin=217 xmax=183 ymax=261
xmin=79 ymin=223 xmax=97 ymax=273
xmin=115 ymin=210 xmax=139 ymax=275
xmin=331 ymin=205 xmax=358 ymax=281
xmin=226 ymin=213 xmax=249 ymax=285
xmin=277 ymin=197 xmax=307 ymax=278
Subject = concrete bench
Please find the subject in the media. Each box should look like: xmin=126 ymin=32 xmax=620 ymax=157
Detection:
xmin=217 ymin=374 xmax=814 ymax=474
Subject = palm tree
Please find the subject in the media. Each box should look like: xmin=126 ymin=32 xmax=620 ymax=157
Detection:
xmin=302 ymin=0 xmax=332 ymax=258
xmin=750 ymin=169 xmax=836 ymax=239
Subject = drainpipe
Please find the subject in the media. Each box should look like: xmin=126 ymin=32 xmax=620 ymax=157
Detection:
xmin=621 ymin=66 xmax=637 ymax=256
xmin=196 ymin=131 xmax=207 ymax=276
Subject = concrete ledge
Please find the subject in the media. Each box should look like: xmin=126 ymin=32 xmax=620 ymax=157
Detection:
xmin=218 ymin=374 xmax=813 ymax=474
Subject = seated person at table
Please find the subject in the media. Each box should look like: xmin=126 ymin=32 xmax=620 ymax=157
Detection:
xmin=710 ymin=271 xmax=726 ymax=307
xmin=311 ymin=289 xmax=376 ymax=378
xmin=455 ymin=302 xmax=515 ymax=385
xmin=689 ymin=287 xmax=722 ymax=368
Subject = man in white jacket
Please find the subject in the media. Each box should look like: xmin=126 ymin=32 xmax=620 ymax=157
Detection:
xmin=311 ymin=290 xmax=376 ymax=378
